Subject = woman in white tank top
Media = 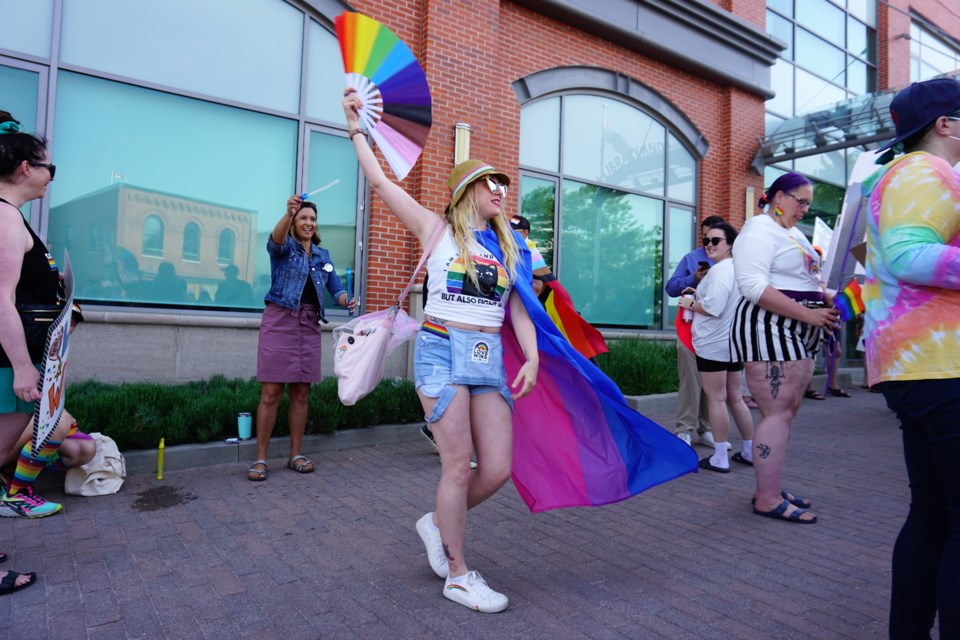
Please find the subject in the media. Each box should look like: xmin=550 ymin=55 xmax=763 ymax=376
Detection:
xmin=343 ymin=90 xmax=538 ymax=613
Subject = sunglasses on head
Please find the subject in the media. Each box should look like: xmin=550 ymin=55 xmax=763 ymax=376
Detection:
xmin=484 ymin=176 xmax=507 ymax=197
xmin=28 ymin=161 xmax=56 ymax=180
xmin=702 ymin=237 xmax=724 ymax=247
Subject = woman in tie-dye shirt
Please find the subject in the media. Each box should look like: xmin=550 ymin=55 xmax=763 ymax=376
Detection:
xmin=862 ymin=77 xmax=960 ymax=640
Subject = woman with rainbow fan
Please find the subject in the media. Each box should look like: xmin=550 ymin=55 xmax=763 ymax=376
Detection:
xmin=344 ymin=90 xmax=537 ymax=613
xmin=344 ymin=82 xmax=697 ymax=612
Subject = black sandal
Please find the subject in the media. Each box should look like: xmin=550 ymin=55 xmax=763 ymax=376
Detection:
xmin=827 ymin=388 xmax=851 ymax=398
xmin=0 ymin=570 xmax=37 ymax=596
xmin=804 ymin=389 xmax=825 ymax=400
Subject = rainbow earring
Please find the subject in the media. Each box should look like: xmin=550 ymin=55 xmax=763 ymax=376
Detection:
xmin=774 ymin=206 xmax=785 ymax=217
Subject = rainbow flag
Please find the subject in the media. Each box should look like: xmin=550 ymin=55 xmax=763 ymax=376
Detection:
xmin=539 ymin=279 xmax=608 ymax=360
xmin=834 ymin=278 xmax=864 ymax=322
xmin=476 ymin=229 xmax=698 ymax=512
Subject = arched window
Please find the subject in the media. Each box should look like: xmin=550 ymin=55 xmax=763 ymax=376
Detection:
xmin=217 ymin=228 xmax=235 ymax=265
xmin=143 ymin=215 xmax=164 ymax=258
xmin=514 ymin=68 xmax=706 ymax=330
xmin=182 ymin=222 xmax=201 ymax=262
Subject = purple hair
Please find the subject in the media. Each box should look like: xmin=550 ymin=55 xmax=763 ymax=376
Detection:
xmin=758 ymin=172 xmax=812 ymax=208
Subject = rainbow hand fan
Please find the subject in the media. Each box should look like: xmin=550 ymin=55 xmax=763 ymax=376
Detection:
xmin=335 ymin=12 xmax=432 ymax=181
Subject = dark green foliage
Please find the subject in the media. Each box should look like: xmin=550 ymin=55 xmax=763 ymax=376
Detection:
xmin=65 ymin=341 xmax=676 ymax=451
xmin=66 ymin=376 xmax=423 ymax=451
xmin=594 ymin=338 xmax=678 ymax=396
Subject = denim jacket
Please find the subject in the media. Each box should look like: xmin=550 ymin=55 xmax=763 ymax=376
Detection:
xmin=263 ymin=236 xmax=347 ymax=317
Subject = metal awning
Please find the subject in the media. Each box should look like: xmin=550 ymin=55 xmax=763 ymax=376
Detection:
xmin=752 ymin=90 xmax=896 ymax=173
xmin=753 ymin=72 xmax=960 ymax=174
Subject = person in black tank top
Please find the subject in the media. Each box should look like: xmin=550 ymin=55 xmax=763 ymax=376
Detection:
xmin=0 ymin=110 xmax=60 ymax=587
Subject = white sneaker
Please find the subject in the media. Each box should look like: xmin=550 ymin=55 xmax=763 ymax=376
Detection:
xmin=698 ymin=431 xmax=732 ymax=450
xmin=677 ymin=432 xmax=693 ymax=446
xmin=443 ymin=570 xmax=509 ymax=613
xmin=416 ymin=512 xmax=448 ymax=578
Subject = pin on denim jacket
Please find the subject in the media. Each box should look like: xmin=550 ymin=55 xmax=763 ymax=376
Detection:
xmin=263 ymin=236 xmax=347 ymax=318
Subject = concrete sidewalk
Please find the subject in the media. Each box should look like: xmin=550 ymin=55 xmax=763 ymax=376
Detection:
xmin=1 ymin=382 xmax=907 ymax=639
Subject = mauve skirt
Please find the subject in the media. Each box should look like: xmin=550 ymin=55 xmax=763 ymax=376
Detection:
xmin=256 ymin=303 xmax=323 ymax=383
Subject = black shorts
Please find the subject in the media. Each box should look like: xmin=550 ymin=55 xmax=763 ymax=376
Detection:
xmin=695 ymin=355 xmax=744 ymax=373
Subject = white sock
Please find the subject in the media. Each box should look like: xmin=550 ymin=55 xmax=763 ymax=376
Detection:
xmin=710 ymin=444 xmax=729 ymax=469
xmin=742 ymin=440 xmax=753 ymax=462
xmin=447 ymin=572 xmax=467 ymax=584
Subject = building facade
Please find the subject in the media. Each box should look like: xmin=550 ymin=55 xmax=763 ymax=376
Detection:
xmin=1 ymin=0 xmax=957 ymax=383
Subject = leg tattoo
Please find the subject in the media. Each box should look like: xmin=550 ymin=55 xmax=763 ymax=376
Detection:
xmin=443 ymin=543 xmax=454 ymax=562
xmin=766 ymin=362 xmax=785 ymax=399
xmin=757 ymin=443 xmax=771 ymax=459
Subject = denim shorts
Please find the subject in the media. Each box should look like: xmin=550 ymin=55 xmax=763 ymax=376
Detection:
xmin=413 ymin=328 xmax=512 ymax=424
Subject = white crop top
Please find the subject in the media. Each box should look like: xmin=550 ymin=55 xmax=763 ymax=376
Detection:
xmin=732 ymin=214 xmax=822 ymax=304
xmin=424 ymin=227 xmax=512 ymax=327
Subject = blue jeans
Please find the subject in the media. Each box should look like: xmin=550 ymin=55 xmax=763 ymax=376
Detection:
xmin=413 ymin=330 xmax=511 ymax=424
xmin=882 ymin=379 xmax=960 ymax=640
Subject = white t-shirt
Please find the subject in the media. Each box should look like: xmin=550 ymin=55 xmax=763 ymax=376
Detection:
xmin=733 ymin=214 xmax=822 ymax=303
xmin=424 ymin=227 xmax=511 ymax=327
xmin=692 ymin=259 xmax=738 ymax=362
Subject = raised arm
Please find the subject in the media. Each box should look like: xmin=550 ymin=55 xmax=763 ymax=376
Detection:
xmin=270 ymin=195 xmax=301 ymax=246
xmin=342 ymin=89 xmax=438 ymax=245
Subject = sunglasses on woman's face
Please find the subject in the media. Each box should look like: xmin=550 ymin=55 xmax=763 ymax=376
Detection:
xmin=485 ymin=176 xmax=507 ymax=197
xmin=702 ymin=236 xmax=724 ymax=247
xmin=28 ymin=161 xmax=56 ymax=180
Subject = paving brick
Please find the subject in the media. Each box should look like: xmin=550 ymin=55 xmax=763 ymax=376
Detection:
xmin=0 ymin=389 xmax=926 ymax=638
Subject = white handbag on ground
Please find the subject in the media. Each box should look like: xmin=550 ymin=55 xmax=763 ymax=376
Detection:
xmin=64 ymin=432 xmax=126 ymax=496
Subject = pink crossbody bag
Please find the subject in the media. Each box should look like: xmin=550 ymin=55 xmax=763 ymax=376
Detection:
xmin=333 ymin=221 xmax=445 ymax=405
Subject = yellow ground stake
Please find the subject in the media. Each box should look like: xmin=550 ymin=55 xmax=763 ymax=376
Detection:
xmin=157 ymin=438 xmax=165 ymax=480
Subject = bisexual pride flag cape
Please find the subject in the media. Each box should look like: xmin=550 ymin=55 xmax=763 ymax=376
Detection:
xmin=475 ymin=229 xmax=698 ymax=512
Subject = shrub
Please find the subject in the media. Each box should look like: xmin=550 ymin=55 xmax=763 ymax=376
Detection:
xmin=594 ymin=338 xmax=678 ymax=396
xmin=66 ymin=376 xmax=423 ymax=451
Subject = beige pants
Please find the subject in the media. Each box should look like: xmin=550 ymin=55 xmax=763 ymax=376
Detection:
xmin=674 ymin=340 xmax=711 ymax=437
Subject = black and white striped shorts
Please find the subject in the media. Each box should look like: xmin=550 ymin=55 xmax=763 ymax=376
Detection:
xmin=731 ymin=297 xmax=823 ymax=362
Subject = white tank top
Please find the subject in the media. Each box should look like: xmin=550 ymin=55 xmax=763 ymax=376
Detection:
xmin=424 ymin=227 xmax=512 ymax=327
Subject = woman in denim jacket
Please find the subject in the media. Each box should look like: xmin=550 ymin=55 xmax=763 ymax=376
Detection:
xmin=247 ymin=197 xmax=355 ymax=481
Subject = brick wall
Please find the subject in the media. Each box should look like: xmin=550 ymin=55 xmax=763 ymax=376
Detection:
xmin=879 ymin=1 xmax=960 ymax=90
xmin=348 ymin=0 xmax=768 ymax=311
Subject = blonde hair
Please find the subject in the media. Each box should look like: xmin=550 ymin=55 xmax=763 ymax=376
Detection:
xmin=445 ymin=182 xmax=520 ymax=289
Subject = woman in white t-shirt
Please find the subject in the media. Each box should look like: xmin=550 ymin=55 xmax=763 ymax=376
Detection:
xmin=678 ymin=222 xmax=753 ymax=473
xmin=731 ymin=172 xmax=841 ymax=525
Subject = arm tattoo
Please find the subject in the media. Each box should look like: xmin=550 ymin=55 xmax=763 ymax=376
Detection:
xmin=765 ymin=361 xmax=785 ymax=399
xmin=757 ymin=443 xmax=771 ymax=459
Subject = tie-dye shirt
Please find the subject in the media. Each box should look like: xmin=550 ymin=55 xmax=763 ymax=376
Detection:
xmin=863 ymin=152 xmax=960 ymax=384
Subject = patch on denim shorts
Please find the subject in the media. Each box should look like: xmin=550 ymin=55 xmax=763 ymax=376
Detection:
xmin=471 ymin=340 xmax=490 ymax=364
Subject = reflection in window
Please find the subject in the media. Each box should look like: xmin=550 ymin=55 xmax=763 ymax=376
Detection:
xmin=182 ymin=222 xmax=201 ymax=261
xmin=559 ymin=180 xmax=663 ymax=328
xmin=1 ymin=64 xmax=40 ymax=224
xmin=520 ymin=93 xmax=698 ymax=329
xmin=218 ymin=228 xmax=235 ymax=265
xmin=306 ymin=129 xmax=360 ymax=308
xmin=59 ymin=0 xmax=303 ymax=113
xmin=47 ymin=71 xmax=298 ymax=308
xmin=910 ymin=22 xmax=960 ymax=82
xmin=520 ymin=98 xmax=561 ymax=173
xmin=562 ymin=96 xmax=666 ymax=195
xmin=519 ymin=176 xmax=557 ymax=268
xmin=143 ymin=216 xmax=164 ymax=257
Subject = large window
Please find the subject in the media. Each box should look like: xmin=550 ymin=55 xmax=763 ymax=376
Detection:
xmin=911 ymin=21 xmax=960 ymax=82
xmin=4 ymin=1 xmax=363 ymax=312
xmin=764 ymin=0 xmax=878 ymax=189
xmin=519 ymin=93 xmax=699 ymax=330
